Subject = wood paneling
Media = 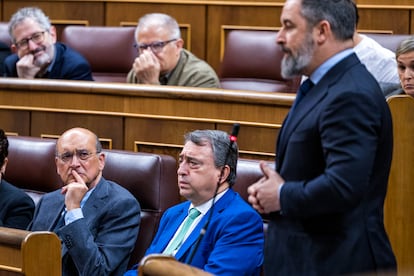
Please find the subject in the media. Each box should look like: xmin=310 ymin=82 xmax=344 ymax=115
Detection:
xmin=357 ymin=8 xmax=410 ymax=34
xmin=0 ymin=110 xmax=30 ymax=136
xmin=1 ymin=1 xmax=413 ymax=72
xmin=0 ymin=78 xmax=291 ymax=160
xmin=2 ymin=1 xmax=104 ymax=25
xmin=31 ymin=112 xmax=124 ymax=149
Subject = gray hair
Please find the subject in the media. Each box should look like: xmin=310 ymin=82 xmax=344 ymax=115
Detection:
xmin=300 ymin=0 xmax=355 ymax=41
xmin=184 ymin=129 xmax=238 ymax=186
xmin=8 ymin=7 xmax=51 ymax=43
xmin=396 ymin=36 xmax=414 ymax=59
xmin=134 ymin=13 xmax=181 ymax=42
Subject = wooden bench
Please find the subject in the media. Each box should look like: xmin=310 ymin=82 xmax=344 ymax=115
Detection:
xmin=0 ymin=227 xmax=61 ymax=275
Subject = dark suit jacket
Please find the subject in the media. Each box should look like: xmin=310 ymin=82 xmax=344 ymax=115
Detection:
xmin=0 ymin=179 xmax=34 ymax=229
xmin=0 ymin=42 xmax=12 ymax=77
xmin=3 ymin=42 xmax=93 ymax=80
xmin=125 ymin=189 xmax=264 ymax=276
xmin=30 ymin=177 xmax=141 ymax=276
xmin=267 ymin=53 xmax=396 ymax=275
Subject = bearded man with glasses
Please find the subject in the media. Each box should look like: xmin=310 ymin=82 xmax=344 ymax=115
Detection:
xmin=4 ymin=7 xmax=93 ymax=80
xmin=29 ymin=127 xmax=141 ymax=276
xmin=127 ymin=13 xmax=220 ymax=88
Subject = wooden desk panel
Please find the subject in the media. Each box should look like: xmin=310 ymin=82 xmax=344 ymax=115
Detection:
xmin=0 ymin=78 xmax=292 ymax=160
xmin=2 ymin=1 xmax=104 ymax=26
xmin=0 ymin=110 xmax=30 ymax=136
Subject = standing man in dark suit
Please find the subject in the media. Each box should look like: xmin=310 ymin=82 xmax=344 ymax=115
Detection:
xmin=30 ymin=127 xmax=141 ymax=276
xmin=4 ymin=7 xmax=93 ymax=80
xmin=248 ymin=0 xmax=397 ymax=275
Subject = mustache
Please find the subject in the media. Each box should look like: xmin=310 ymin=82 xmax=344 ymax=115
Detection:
xmin=30 ymin=45 xmax=47 ymax=55
xmin=279 ymin=44 xmax=291 ymax=54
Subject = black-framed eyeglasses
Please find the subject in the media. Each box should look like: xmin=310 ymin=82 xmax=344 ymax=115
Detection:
xmin=134 ymin=39 xmax=177 ymax=54
xmin=56 ymin=149 xmax=100 ymax=163
xmin=14 ymin=31 xmax=47 ymax=50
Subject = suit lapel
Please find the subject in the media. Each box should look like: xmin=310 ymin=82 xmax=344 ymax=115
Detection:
xmin=48 ymin=196 xmax=65 ymax=231
xmin=277 ymin=54 xmax=360 ymax=170
xmin=155 ymin=204 xmax=188 ymax=254
xmin=174 ymin=190 xmax=234 ymax=261
xmin=62 ymin=178 xmax=109 ymax=256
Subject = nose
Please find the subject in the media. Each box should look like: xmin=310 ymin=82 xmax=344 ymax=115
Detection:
xmin=177 ymin=161 xmax=188 ymax=176
xmin=27 ymin=39 xmax=38 ymax=50
xmin=404 ymin=68 xmax=414 ymax=79
xmin=276 ymin=29 xmax=285 ymax=45
xmin=69 ymin=154 xmax=81 ymax=167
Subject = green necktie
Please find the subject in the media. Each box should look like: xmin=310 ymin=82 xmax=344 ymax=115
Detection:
xmin=163 ymin=208 xmax=201 ymax=255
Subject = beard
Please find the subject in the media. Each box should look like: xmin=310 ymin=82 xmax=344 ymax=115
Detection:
xmin=280 ymin=34 xmax=314 ymax=79
xmin=32 ymin=45 xmax=52 ymax=68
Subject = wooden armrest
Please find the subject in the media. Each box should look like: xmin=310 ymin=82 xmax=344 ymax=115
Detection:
xmin=138 ymin=254 xmax=213 ymax=276
xmin=0 ymin=227 xmax=61 ymax=275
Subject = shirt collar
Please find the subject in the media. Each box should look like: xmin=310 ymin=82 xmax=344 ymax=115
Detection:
xmin=309 ymin=48 xmax=354 ymax=85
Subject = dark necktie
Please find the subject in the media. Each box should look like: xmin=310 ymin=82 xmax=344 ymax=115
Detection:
xmin=52 ymin=210 xmax=66 ymax=232
xmin=291 ymin=78 xmax=314 ymax=111
xmin=278 ymin=79 xmax=314 ymax=144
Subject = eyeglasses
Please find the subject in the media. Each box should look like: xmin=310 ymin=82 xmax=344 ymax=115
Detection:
xmin=134 ymin=39 xmax=177 ymax=54
xmin=14 ymin=31 xmax=47 ymax=50
xmin=57 ymin=149 xmax=100 ymax=163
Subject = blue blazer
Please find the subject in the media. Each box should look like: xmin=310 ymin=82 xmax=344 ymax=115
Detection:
xmin=0 ymin=179 xmax=34 ymax=229
xmin=3 ymin=42 xmax=93 ymax=80
xmin=126 ymin=189 xmax=264 ymax=276
xmin=30 ymin=177 xmax=141 ymax=276
xmin=266 ymin=53 xmax=396 ymax=275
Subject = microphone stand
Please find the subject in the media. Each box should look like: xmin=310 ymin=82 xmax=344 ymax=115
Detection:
xmin=185 ymin=123 xmax=240 ymax=265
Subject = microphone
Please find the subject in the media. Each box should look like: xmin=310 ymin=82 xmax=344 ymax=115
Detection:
xmin=186 ymin=123 xmax=240 ymax=264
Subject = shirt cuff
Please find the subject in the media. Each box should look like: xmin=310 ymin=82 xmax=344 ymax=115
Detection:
xmin=65 ymin=208 xmax=84 ymax=225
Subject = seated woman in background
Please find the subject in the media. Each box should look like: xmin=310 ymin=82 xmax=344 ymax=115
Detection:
xmin=0 ymin=129 xmax=35 ymax=230
xmin=386 ymin=36 xmax=414 ymax=98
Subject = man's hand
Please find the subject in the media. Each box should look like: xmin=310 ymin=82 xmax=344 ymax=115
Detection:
xmin=133 ymin=49 xmax=161 ymax=84
xmin=248 ymin=161 xmax=284 ymax=214
xmin=16 ymin=54 xmax=42 ymax=78
xmin=61 ymin=170 xmax=88 ymax=211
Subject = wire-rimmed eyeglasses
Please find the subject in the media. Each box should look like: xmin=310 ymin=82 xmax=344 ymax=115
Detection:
xmin=56 ymin=149 xmax=100 ymax=163
xmin=134 ymin=39 xmax=177 ymax=54
xmin=14 ymin=31 xmax=47 ymax=50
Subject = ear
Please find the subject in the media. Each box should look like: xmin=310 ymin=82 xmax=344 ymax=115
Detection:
xmin=10 ymin=44 xmax=18 ymax=54
xmin=98 ymin=152 xmax=106 ymax=171
xmin=314 ymin=20 xmax=331 ymax=44
xmin=55 ymin=156 xmax=61 ymax=175
xmin=175 ymin=38 xmax=184 ymax=50
xmin=218 ymin=165 xmax=231 ymax=186
xmin=49 ymin=25 xmax=57 ymax=43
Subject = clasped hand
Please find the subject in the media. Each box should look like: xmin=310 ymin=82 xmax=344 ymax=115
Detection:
xmin=247 ymin=161 xmax=284 ymax=214
xmin=61 ymin=170 xmax=88 ymax=211
xmin=133 ymin=49 xmax=161 ymax=84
